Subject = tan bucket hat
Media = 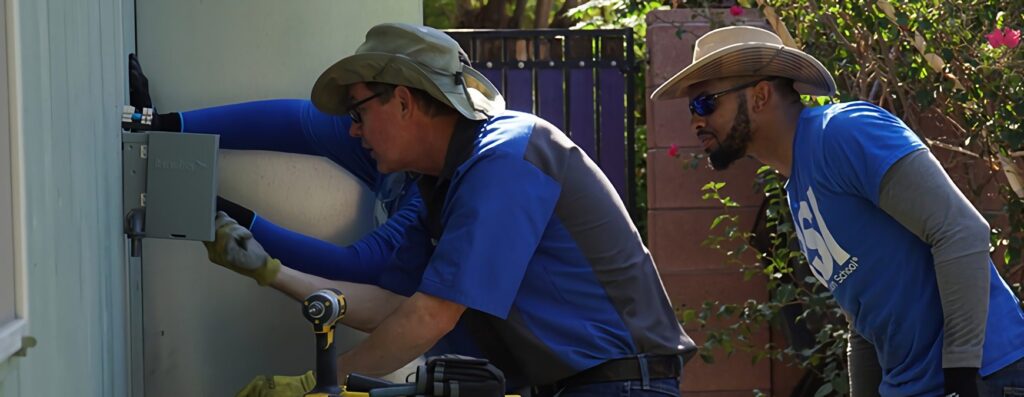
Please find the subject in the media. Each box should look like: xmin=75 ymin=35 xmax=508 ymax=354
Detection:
xmin=311 ymin=23 xmax=505 ymax=120
xmin=651 ymin=26 xmax=836 ymax=100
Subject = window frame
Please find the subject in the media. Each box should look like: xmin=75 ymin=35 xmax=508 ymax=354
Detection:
xmin=0 ymin=0 xmax=28 ymax=364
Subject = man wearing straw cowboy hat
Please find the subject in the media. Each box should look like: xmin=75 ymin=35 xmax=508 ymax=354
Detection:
xmin=652 ymin=25 xmax=1024 ymax=396
xmin=211 ymin=22 xmax=696 ymax=396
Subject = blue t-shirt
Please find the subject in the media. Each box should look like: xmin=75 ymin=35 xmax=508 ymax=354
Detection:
xmin=787 ymin=102 xmax=1024 ymax=396
xmin=379 ymin=111 xmax=694 ymax=386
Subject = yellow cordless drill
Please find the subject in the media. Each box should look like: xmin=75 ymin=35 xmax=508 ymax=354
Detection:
xmin=303 ymin=288 xmax=347 ymax=397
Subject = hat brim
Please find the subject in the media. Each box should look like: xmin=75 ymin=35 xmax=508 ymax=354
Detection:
xmin=311 ymin=52 xmax=504 ymax=120
xmin=651 ymin=43 xmax=836 ymax=100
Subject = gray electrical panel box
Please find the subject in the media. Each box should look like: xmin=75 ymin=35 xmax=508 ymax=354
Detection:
xmin=122 ymin=132 xmax=219 ymax=242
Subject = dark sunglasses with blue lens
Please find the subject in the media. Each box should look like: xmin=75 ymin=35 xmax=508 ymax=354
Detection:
xmin=689 ymin=77 xmax=777 ymax=117
xmin=347 ymin=92 xmax=383 ymax=124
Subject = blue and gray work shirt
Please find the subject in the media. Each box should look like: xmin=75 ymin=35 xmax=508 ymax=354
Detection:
xmin=378 ymin=110 xmax=697 ymax=387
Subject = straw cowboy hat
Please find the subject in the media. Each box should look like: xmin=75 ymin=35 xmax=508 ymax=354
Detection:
xmin=312 ymin=23 xmax=505 ymax=120
xmin=651 ymin=26 xmax=836 ymax=100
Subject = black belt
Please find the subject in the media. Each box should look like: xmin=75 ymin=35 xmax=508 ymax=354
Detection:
xmin=553 ymin=355 xmax=683 ymax=389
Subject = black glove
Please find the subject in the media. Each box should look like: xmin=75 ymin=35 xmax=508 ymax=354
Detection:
xmin=216 ymin=196 xmax=256 ymax=229
xmin=128 ymin=53 xmax=153 ymax=110
xmin=944 ymin=367 xmax=979 ymax=397
xmin=127 ymin=53 xmax=181 ymax=132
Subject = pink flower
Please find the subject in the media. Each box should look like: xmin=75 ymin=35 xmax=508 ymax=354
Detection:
xmin=668 ymin=144 xmax=680 ymax=158
xmin=987 ymin=28 xmax=1005 ymax=47
xmin=986 ymin=27 xmax=1021 ymax=49
xmin=729 ymin=5 xmax=744 ymax=17
xmin=1005 ymin=28 xmax=1021 ymax=49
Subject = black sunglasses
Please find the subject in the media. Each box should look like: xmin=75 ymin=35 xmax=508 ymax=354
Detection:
xmin=689 ymin=78 xmax=776 ymax=117
xmin=347 ymin=92 xmax=383 ymax=124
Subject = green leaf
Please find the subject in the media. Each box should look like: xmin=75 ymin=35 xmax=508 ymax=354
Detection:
xmin=710 ymin=214 xmax=730 ymax=230
xmin=681 ymin=309 xmax=697 ymax=324
xmin=1001 ymin=129 xmax=1024 ymax=150
xmin=775 ymin=284 xmax=797 ymax=303
xmin=699 ymin=349 xmax=715 ymax=364
xmin=914 ymin=89 xmax=935 ymax=108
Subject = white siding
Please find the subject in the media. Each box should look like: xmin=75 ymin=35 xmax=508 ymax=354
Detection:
xmin=1 ymin=0 xmax=130 ymax=395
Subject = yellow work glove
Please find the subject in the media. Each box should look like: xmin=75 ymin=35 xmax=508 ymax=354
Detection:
xmin=234 ymin=370 xmax=316 ymax=397
xmin=203 ymin=211 xmax=281 ymax=286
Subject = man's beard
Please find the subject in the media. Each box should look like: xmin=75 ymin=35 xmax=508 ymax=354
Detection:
xmin=705 ymin=95 xmax=752 ymax=170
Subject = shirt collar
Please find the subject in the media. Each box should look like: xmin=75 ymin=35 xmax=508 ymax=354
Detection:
xmin=437 ymin=116 xmax=484 ymax=183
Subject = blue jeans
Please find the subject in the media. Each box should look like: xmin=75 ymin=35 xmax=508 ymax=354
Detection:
xmin=553 ymin=378 xmax=680 ymax=396
xmin=981 ymin=357 xmax=1024 ymax=397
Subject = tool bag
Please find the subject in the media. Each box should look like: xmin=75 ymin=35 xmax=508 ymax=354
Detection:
xmin=413 ymin=355 xmax=505 ymax=397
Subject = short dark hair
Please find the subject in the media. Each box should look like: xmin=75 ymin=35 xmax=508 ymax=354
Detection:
xmin=364 ymin=82 xmax=459 ymax=118
xmin=771 ymin=78 xmax=801 ymax=104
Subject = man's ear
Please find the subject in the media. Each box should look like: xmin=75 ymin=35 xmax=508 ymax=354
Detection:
xmin=751 ymin=80 xmax=772 ymax=113
xmin=394 ymin=85 xmax=414 ymax=116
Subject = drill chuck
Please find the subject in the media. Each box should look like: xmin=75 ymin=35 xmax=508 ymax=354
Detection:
xmin=307 ymin=301 xmax=327 ymax=319
xmin=303 ymin=288 xmax=347 ymax=334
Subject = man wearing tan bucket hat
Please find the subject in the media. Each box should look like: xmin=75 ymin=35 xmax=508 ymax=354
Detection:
xmin=653 ymin=26 xmax=1024 ymax=396
xmin=209 ymin=22 xmax=696 ymax=396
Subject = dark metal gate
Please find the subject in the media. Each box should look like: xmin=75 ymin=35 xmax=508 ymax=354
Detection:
xmin=445 ymin=29 xmax=639 ymax=219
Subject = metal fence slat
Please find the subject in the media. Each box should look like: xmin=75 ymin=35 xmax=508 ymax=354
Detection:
xmin=567 ymin=68 xmax=596 ymax=160
xmin=598 ymin=68 xmax=627 ymax=202
xmin=506 ymin=69 xmax=534 ymax=113
xmin=480 ymin=68 xmax=503 ymax=94
xmin=536 ymin=69 xmax=564 ymax=130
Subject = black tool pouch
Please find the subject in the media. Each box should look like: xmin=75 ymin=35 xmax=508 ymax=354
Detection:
xmin=415 ymin=355 xmax=505 ymax=397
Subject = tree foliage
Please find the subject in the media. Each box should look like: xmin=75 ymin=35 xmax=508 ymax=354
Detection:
xmin=424 ymin=0 xmax=583 ymax=29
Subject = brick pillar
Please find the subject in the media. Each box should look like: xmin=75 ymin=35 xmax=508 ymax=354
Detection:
xmin=645 ymin=8 xmax=791 ymax=396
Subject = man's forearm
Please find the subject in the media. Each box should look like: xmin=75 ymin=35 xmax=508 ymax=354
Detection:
xmin=337 ymin=292 xmax=464 ymax=381
xmin=271 ymin=265 xmax=405 ymax=332
xmin=848 ymin=328 xmax=882 ymax=397
xmin=879 ymin=149 xmax=990 ymax=368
